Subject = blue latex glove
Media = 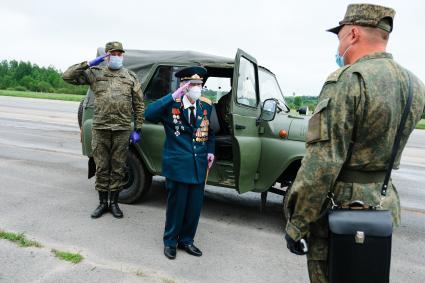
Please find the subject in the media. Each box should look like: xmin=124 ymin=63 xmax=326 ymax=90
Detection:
xmin=88 ymin=54 xmax=109 ymax=67
xmin=172 ymin=82 xmax=190 ymax=100
xmin=129 ymin=129 xmax=141 ymax=144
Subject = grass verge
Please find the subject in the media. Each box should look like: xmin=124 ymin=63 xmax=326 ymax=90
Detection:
xmin=0 ymin=89 xmax=84 ymax=102
xmin=0 ymin=230 xmax=42 ymax=248
xmin=51 ymin=249 xmax=84 ymax=264
xmin=417 ymin=119 xmax=425 ymax=130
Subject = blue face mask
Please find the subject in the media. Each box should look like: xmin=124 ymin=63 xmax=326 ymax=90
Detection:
xmin=108 ymin=55 xmax=123 ymax=70
xmin=335 ymin=32 xmax=352 ymax=67
xmin=335 ymin=48 xmax=345 ymax=67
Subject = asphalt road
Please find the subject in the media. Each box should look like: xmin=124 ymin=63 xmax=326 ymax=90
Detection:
xmin=0 ymin=96 xmax=424 ymax=283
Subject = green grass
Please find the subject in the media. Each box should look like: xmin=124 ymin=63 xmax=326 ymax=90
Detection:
xmin=51 ymin=249 xmax=84 ymax=264
xmin=417 ymin=119 xmax=425 ymax=130
xmin=0 ymin=89 xmax=84 ymax=102
xmin=0 ymin=230 xmax=42 ymax=248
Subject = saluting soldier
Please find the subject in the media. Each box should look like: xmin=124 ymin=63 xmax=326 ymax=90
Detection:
xmin=283 ymin=4 xmax=425 ymax=282
xmin=144 ymin=66 xmax=215 ymax=260
xmin=63 ymin=41 xmax=144 ymax=219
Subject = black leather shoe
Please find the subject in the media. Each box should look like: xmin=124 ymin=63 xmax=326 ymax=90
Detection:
xmin=110 ymin=191 xmax=123 ymax=218
xmin=91 ymin=191 xmax=109 ymax=219
xmin=178 ymin=243 xmax=202 ymax=257
xmin=164 ymin=246 xmax=176 ymax=260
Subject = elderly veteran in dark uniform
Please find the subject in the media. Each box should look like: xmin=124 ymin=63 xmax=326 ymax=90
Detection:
xmin=63 ymin=41 xmax=144 ymax=219
xmin=145 ymin=66 xmax=215 ymax=260
xmin=283 ymin=4 xmax=425 ymax=282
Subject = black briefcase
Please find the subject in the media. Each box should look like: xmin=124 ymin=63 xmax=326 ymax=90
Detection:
xmin=328 ymin=209 xmax=393 ymax=283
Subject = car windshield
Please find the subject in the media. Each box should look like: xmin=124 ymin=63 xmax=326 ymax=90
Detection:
xmin=258 ymin=68 xmax=289 ymax=112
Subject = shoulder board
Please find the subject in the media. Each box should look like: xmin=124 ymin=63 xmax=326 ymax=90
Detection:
xmin=175 ymin=98 xmax=181 ymax=103
xmin=200 ymin=96 xmax=212 ymax=105
xmin=325 ymin=65 xmax=351 ymax=83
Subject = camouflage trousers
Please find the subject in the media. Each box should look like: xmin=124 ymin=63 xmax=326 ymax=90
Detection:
xmin=92 ymin=129 xmax=131 ymax=192
xmin=306 ymin=181 xmax=401 ymax=283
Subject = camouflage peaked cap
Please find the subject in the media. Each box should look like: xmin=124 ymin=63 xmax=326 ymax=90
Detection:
xmin=327 ymin=4 xmax=395 ymax=34
xmin=105 ymin=41 xmax=125 ymax=53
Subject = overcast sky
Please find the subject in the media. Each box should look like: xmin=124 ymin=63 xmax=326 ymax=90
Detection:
xmin=2 ymin=0 xmax=424 ymax=96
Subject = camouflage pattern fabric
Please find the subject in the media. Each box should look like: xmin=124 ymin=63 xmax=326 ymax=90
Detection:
xmin=63 ymin=61 xmax=144 ymax=130
xmin=285 ymin=52 xmax=425 ymax=282
xmin=328 ymin=3 xmax=395 ymax=34
xmin=92 ymin=129 xmax=131 ymax=192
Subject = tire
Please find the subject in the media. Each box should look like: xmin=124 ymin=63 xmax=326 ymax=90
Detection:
xmin=77 ymin=98 xmax=84 ymax=128
xmin=118 ymin=150 xmax=152 ymax=204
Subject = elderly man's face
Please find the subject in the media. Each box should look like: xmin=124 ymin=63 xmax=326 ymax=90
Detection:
xmin=189 ymin=82 xmax=202 ymax=88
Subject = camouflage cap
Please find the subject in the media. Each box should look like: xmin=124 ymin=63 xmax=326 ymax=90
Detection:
xmin=105 ymin=41 xmax=125 ymax=53
xmin=327 ymin=4 xmax=395 ymax=34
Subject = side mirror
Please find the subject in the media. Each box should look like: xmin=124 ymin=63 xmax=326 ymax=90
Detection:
xmin=297 ymin=106 xmax=309 ymax=115
xmin=260 ymin=99 xmax=277 ymax=122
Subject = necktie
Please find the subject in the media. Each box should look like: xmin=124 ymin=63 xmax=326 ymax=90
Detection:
xmin=189 ymin=106 xmax=196 ymax=126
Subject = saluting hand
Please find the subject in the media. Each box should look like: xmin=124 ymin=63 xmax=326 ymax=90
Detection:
xmin=88 ymin=54 xmax=110 ymax=67
xmin=172 ymin=82 xmax=190 ymax=100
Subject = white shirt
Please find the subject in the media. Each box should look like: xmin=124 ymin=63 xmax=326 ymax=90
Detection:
xmin=182 ymin=95 xmax=196 ymax=120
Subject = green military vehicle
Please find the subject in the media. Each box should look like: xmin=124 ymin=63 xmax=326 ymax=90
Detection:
xmin=78 ymin=48 xmax=309 ymax=210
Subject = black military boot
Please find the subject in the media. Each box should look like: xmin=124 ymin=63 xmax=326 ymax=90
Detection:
xmin=110 ymin=191 xmax=123 ymax=218
xmin=91 ymin=191 xmax=109 ymax=219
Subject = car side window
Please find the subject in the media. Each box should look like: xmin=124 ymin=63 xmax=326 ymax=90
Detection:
xmin=236 ymin=57 xmax=258 ymax=107
xmin=144 ymin=66 xmax=183 ymax=100
xmin=203 ymin=77 xmax=231 ymax=103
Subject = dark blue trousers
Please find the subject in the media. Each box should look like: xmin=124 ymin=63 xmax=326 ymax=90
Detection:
xmin=163 ymin=179 xmax=205 ymax=247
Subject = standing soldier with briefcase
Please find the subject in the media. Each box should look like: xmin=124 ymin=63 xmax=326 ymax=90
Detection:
xmin=283 ymin=4 xmax=425 ymax=283
xmin=63 ymin=41 xmax=144 ymax=219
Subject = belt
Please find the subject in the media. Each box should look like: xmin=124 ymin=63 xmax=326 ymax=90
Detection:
xmin=337 ymin=169 xmax=387 ymax=183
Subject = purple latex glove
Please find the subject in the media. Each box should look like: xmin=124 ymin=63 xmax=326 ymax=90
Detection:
xmin=172 ymin=82 xmax=190 ymax=100
xmin=88 ymin=54 xmax=109 ymax=67
xmin=207 ymin=153 xmax=215 ymax=169
xmin=129 ymin=129 xmax=141 ymax=144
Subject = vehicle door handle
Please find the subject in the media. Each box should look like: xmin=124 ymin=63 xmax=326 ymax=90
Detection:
xmin=235 ymin=124 xmax=246 ymax=129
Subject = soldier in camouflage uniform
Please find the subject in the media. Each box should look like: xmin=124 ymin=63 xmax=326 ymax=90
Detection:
xmin=63 ymin=41 xmax=144 ymax=219
xmin=283 ymin=4 xmax=425 ymax=282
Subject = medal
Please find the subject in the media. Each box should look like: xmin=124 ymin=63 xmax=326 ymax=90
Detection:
xmin=175 ymin=131 xmax=180 ymax=136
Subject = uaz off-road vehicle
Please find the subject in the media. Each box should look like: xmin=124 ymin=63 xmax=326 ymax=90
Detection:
xmin=78 ymin=48 xmax=309 ymax=211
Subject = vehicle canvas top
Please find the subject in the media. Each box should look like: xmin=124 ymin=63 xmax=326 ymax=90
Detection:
xmin=96 ymin=48 xmax=234 ymax=85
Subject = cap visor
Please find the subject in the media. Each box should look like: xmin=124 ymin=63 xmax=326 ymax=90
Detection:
xmin=108 ymin=48 xmax=125 ymax=53
xmin=326 ymin=25 xmax=343 ymax=34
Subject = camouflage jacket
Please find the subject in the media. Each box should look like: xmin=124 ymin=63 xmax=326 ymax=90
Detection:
xmin=62 ymin=61 xmax=144 ymax=130
xmin=285 ymin=52 xmax=425 ymax=241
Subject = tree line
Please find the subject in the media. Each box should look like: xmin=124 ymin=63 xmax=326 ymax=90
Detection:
xmin=285 ymin=96 xmax=318 ymax=112
xmin=0 ymin=60 xmax=87 ymax=95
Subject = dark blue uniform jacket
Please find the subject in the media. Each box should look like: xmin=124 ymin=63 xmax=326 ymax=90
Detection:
xmin=144 ymin=94 xmax=215 ymax=184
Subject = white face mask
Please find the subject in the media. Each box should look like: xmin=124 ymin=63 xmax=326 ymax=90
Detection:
xmin=187 ymin=86 xmax=202 ymax=101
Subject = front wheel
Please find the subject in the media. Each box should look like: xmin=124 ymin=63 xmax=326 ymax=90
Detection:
xmin=119 ymin=150 xmax=152 ymax=204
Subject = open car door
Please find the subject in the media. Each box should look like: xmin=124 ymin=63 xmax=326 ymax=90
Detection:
xmin=231 ymin=49 xmax=261 ymax=193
